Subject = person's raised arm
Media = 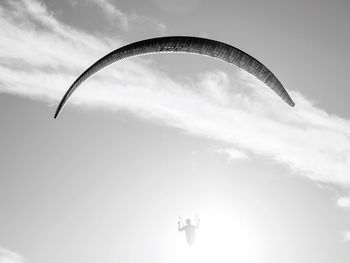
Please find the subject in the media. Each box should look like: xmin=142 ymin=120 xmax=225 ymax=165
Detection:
xmin=178 ymin=221 xmax=184 ymax=231
xmin=196 ymin=219 xmax=200 ymax=229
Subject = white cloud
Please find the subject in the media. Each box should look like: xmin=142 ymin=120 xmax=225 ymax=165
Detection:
xmin=216 ymin=148 xmax=249 ymax=161
xmin=336 ymin=197 xmax=350 ymax=239
xmin=343 ymin=232 xmax=350 ymax=242
xmin=0 ymin=247 xmax=27 ymax=263
xmin=1 ymin=0 xmax=350 ymax=190
xmin=337 ymin=196 xmax=350 ymax=208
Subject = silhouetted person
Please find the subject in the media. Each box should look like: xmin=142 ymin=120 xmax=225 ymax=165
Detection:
xmin=178 ymin=217 xmax=200 ymax=246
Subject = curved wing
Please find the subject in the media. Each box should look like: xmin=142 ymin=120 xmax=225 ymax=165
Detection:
xmin=54 ymin=36 xmax=295 ymax=118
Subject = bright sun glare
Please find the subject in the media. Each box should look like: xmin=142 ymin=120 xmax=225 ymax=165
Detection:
xmin=174 ymin=202 xmax=268 ymax=263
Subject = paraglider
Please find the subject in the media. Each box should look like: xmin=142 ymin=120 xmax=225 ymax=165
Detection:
xmin=178 ymin=215 xmax=200 ymax=246
xmin=54 ymin=36 xmax=295 ymax=118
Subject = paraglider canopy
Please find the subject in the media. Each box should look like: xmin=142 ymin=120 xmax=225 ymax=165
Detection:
xmin=54 ymin=36 xmax=295 ymax=118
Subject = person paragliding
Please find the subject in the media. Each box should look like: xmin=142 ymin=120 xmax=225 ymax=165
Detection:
xmin=178 ymin=215 xmax=200 ymax=246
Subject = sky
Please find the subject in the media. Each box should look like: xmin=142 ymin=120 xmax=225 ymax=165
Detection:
xmin=1 ymin=0 xmax=350 ymax=262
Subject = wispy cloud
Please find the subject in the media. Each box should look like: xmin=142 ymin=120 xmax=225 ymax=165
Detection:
xmin=337 ymin=196 xmax=350 ymax=240
xmin=0 ymin=247 xmax=27 ymax=263
xmin=84 ymin=0 xmax=167 ymax=33
xmin=1 ymin=0 xmax=350 ymax=190
xmin=85 ymin=0 xmax=129 ymax=29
